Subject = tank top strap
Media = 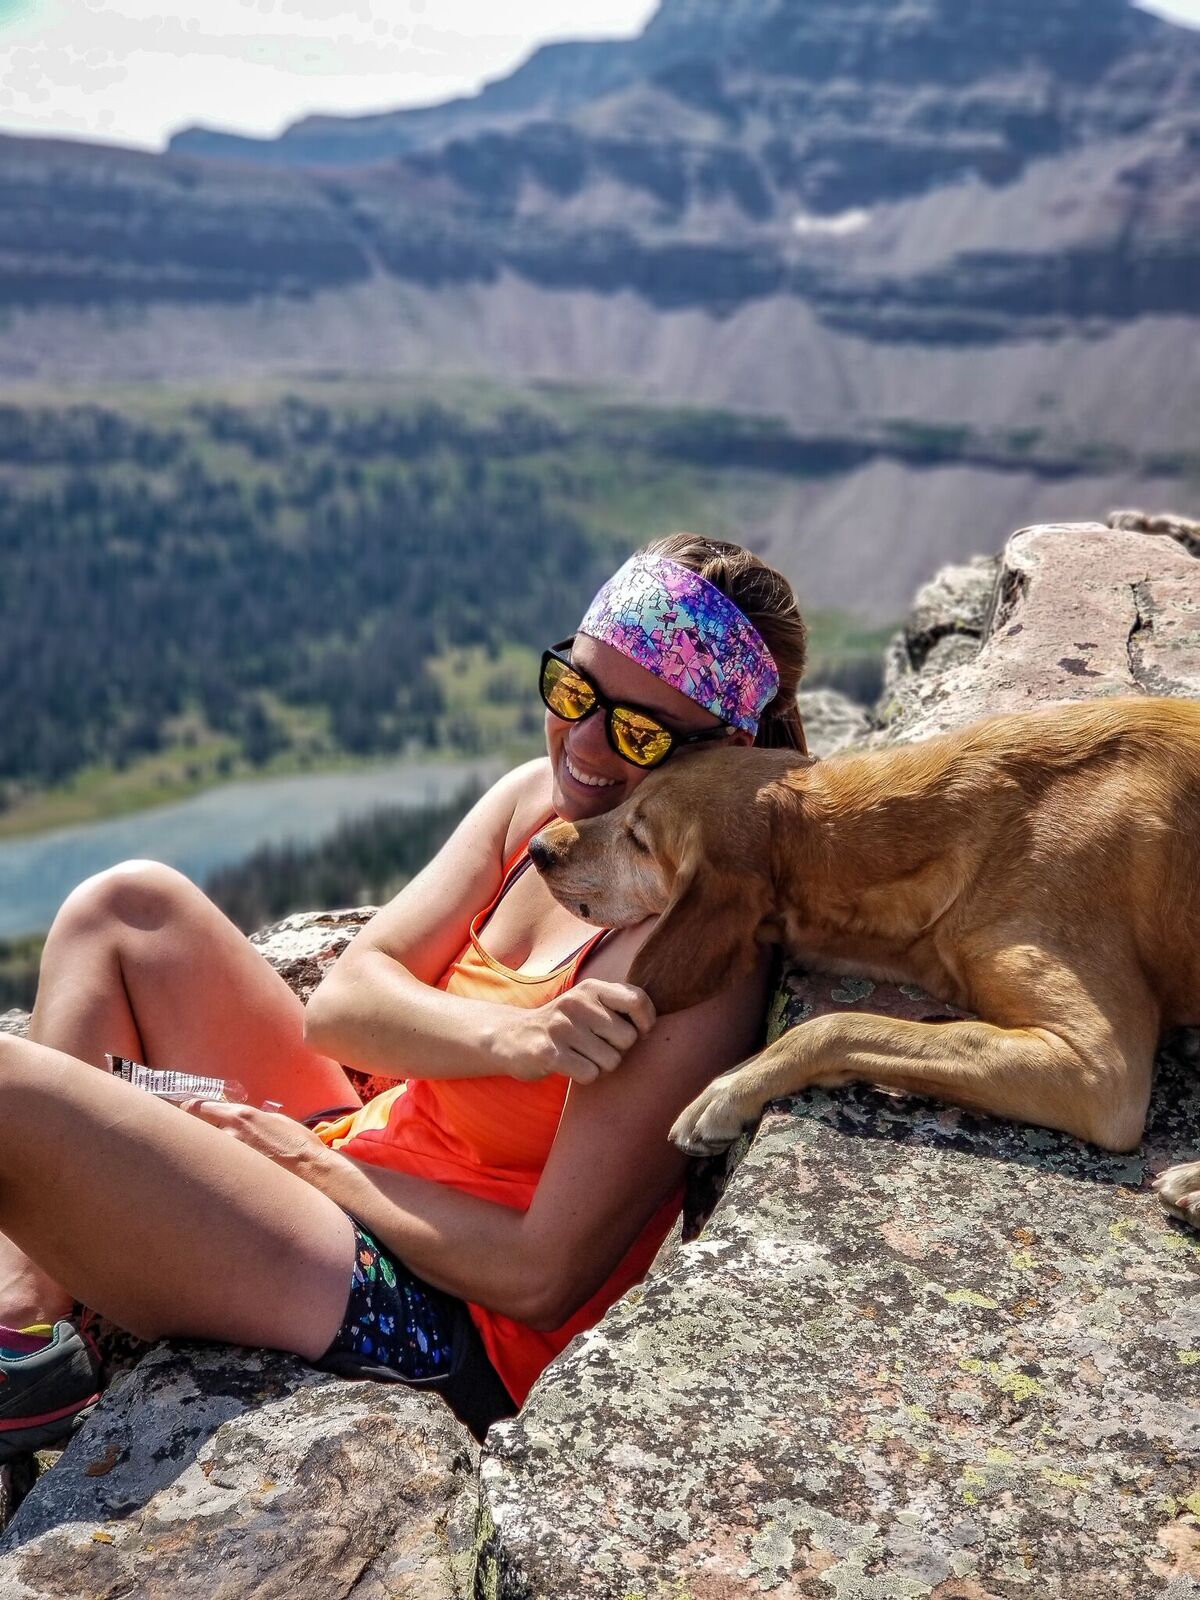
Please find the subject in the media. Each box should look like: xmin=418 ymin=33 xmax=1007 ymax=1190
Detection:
xmin=470 ymin=817 xmax=613 ymax=983
xmin=468 ymin=814 xmax=554 ymax=936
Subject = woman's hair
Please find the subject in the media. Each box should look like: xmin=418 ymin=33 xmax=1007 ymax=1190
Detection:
xmin=643 ymin=532 xmax=808 ymax=753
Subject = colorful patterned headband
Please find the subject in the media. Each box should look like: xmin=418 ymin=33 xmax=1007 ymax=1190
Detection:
xmin=578 ymin=553 xmax=780 ymax=734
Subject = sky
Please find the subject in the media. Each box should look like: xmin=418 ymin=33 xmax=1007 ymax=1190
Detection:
xmin=1 ymin=0 xmax=1198 ymax=153
xmin=0 ymin=0 xmax=658 ymax=149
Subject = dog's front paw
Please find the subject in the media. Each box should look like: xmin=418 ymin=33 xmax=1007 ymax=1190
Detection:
xmin=670 ymin=1077 xmax=758 ymax=1157
xmin=1154 ymin=1161 xmax=1200 ymax=1229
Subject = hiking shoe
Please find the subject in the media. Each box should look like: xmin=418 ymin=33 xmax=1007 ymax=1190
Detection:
xmin=0 ymin=1320 xmax=103 ymax=1461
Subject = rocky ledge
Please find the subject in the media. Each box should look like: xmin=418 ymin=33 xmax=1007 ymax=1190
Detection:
xmin=0 ymin=518 xmax=1197 ymax=1598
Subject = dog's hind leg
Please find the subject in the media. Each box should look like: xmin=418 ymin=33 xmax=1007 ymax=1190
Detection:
xmin=669 ymin=1005 xmax=1157 ymax=1157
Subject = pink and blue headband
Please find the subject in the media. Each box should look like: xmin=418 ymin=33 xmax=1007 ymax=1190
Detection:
xmin=578 ymin=553 xmax=780 ymax=734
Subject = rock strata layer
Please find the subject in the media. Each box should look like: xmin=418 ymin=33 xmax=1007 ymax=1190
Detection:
xmin=478 ymin=521 xmax=1200 ymax=1597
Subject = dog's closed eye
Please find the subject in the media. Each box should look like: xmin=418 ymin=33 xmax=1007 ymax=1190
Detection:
xmin=627 ymin=826 xmax=652 ymax=855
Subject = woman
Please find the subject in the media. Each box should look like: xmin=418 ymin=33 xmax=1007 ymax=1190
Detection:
xmin=0 ymin=533 xmax=807 ymax=1449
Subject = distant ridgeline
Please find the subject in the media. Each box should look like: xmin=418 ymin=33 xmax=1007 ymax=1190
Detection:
xmin=3 ymin=0 xmax=1197 ymax=360
xmin=1 ymin=0 xmax=1197 ymax=655
xmin=0 ymin=389 xmax=907 ymax=818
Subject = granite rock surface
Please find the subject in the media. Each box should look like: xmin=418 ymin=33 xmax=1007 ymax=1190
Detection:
xmin=248 ymin=906 xmax=375 ymax=1002
xmin=1108 ymin=509 xmax=1200 ymax=561
xmin=481 ymin=1023 xmax=1200 ymax=1599
xmin=795 ymin=689 xmax=873 ymax=760
xmin=0 ymin=1345 xmax=478 ymax=1600
xmin=876 ymin=521 xmax=1200 ymax=743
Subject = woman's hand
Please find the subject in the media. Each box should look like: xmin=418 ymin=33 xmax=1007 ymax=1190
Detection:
xmin=183 ymin=1100 xmax=338 ymax=1187
xmin=491 ymin=979 xmax=656 ymax=1085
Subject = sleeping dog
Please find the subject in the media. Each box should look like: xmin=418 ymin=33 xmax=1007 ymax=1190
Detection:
xmin=530 ymin=697 xmax=1200 ymax=1226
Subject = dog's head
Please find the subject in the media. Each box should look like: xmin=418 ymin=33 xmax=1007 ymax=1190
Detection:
xmin=530 ymin=745 xmax=808 ymax=1014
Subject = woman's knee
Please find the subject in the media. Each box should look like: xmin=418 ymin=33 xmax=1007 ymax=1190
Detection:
xmin=0 ymin=1030 xmax=25 ymax=1079
xmin=49 ymin=861 xmax=203 ymax=945
xmin=0 ymin=1034 xmax=37 ymax=1113
xmin=0 ymin=1031 xmax=69 ymax=1095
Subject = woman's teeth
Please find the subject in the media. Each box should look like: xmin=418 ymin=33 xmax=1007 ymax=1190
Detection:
xmin=565 ymin=753 xmax=618 ymax=789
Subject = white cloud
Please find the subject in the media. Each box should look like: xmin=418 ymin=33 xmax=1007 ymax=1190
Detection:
xmin=0 ymin=0 xmax=658 ymax=148
xmin=1137 ymin=0 xmax=1200 ymax=22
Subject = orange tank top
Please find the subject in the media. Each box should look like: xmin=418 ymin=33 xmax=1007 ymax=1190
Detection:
xmin=316 ymin=832 xmax=683 ymax=1405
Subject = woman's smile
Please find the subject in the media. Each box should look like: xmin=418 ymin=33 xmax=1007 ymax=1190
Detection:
xmin=563 ymin=751 xmax=619 ymax=790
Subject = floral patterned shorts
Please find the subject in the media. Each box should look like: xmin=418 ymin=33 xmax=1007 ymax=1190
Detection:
xmin=317 ymin=1221 xmax=457 ymax=1383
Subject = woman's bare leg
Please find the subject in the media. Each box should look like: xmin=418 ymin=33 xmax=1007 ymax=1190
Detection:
xmin=30 ymin=860 xmax=359 ymax=1114
xmin=0 ymin=1034 xmax=355 ymax=1357
xmin=1 ymin=861 xmax=362 ymax=1327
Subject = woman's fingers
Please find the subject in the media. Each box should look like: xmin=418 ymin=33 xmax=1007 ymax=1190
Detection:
xmin=575 ymin=981 xmax=657 ymax=1036
xmin=559 ymin=1053 xmax=602 ymax=1086
xmin=581 ymin=1002 xmax=640 ymax=1054
xmin=183 ymin=1098 xmax=243 ymax=1132
xmin=181 ymin=1100 xmax=334 ymax=1186
xmin=566 ymin=1027 xmax=623 ymax=1075
xmin=562 ymin=982 xmax=656 ymax=1065
xmin=518 ymin=981 xmax=659 ymax=1085
xmin=182 ymin=1099 xmax=282 ymax=1144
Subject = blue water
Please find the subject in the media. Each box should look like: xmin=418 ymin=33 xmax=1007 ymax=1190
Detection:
xmin=0 ymin=756 xmax=503 ymax=939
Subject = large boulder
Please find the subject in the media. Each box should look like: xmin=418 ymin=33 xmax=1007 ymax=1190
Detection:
xmin=1108 ymin=509 xmax=1200 ymax=561
xmin=478 ymin=521 xmax=1200 ymax=1597
xmin=481 ymin=1023 xmax=1200 ymax=1599
xmin=795 ymin=688 xmax=873 ymax=760
xmin=0 ymin=1346 xmax=478 ymax=1599
xmin=248 ymin=907 xmax=375 ymax=1001
xmin=876 ymin=521 xmax=1200 ymax=743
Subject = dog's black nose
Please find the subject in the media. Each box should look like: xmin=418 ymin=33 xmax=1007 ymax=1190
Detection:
xmin=528 ymin=833 xmax=553 ymax=871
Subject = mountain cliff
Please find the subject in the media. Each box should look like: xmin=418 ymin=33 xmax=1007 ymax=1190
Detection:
xmin=1 ymin=0 xmax=1197 ymax=606
xmin=7 ymin=0 xmax=1196 ymax=343
xmin=170 ymin=0 xmax=1188 ymax=171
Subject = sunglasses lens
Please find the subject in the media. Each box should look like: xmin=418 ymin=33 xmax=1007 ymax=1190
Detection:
xmin=611 ymin=709 xmax=673 ymax=768
xmin=542 ymin=656 xmax=595 ymax=721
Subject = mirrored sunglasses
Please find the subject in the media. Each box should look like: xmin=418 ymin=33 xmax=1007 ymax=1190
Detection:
xmin=538 ymin=640 xmax=735 ymax=770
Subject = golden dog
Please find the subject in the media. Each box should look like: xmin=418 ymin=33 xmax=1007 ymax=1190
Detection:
xmin=530 ymin=697 xmax=1200 ymax=1223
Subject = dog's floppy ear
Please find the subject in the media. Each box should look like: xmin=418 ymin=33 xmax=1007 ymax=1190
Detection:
xmin=629 ymin=857 xmax=765 ymax=1016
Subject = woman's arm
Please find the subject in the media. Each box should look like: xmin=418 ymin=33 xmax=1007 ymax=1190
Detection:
xmin=228 ymin=932 xmax=770 ymax=1328
xmin=304 ymin=759 xmax=535 ymax=1078
xmin=304 ymin=760 xmax=654 ymax=1086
